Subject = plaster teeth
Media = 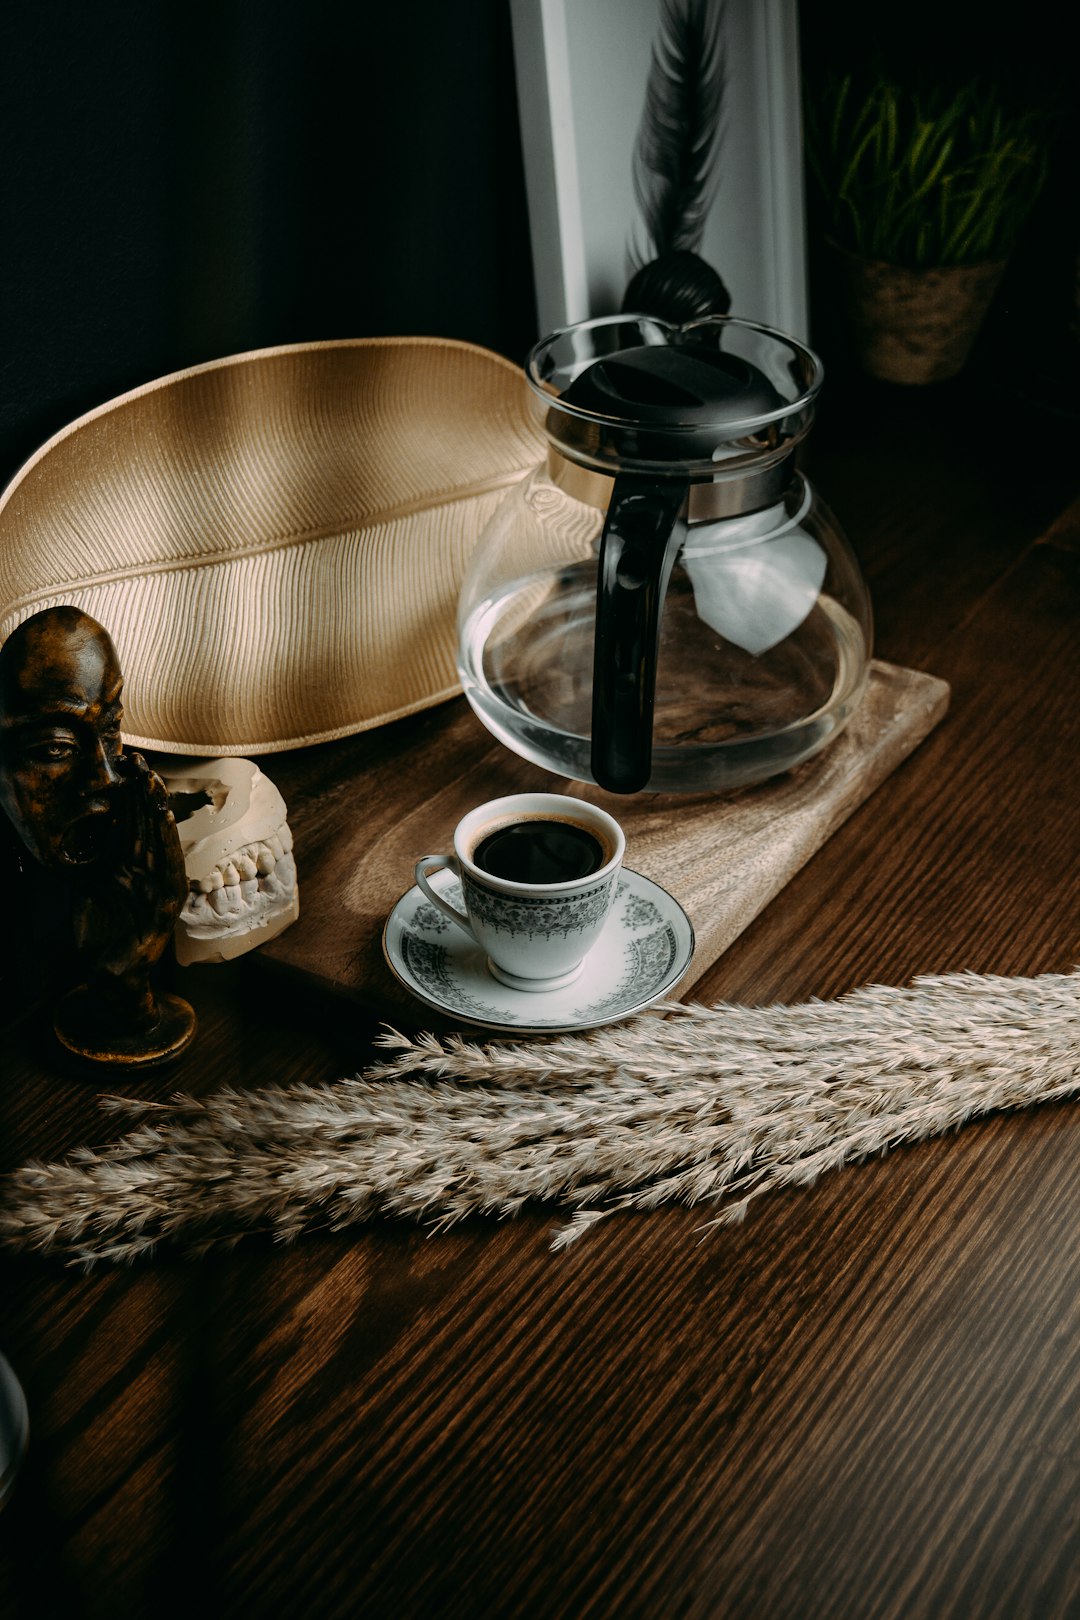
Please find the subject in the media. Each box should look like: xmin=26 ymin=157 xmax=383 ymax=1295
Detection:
xmin=185 ymin=834 xmax=296 ymax=910
xmin=163 ymin=757 xmax=299 ymax=964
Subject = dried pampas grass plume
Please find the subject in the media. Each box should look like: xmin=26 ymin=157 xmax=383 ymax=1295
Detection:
xmin=2 ymin=969 xmax=1079 ymax=1266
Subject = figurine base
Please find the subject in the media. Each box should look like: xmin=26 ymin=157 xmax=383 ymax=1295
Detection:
xmin=54 ymin=987 xmax=197 ymax=1068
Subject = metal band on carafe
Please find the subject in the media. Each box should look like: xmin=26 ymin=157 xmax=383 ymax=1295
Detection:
xmin=546 ymin=448 xmax=796 ymax=523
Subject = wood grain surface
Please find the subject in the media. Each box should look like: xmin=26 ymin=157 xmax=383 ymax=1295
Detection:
xmin=1 ymin=375 xmax=1078 ymax=1620
xmin=258 ymin=661 xmax=949 ymax=1019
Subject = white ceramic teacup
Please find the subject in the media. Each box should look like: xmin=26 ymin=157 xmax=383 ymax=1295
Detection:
xmin=414 ymin=792 xmax=625 ymax=991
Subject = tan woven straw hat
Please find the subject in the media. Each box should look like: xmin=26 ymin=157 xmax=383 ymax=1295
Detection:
xmin=0 ymin=337 xmax=543 ymax=754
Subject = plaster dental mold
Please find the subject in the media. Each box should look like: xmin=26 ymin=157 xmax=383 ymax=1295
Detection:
xmin=159 ymin=758 xmax=299 ymax=964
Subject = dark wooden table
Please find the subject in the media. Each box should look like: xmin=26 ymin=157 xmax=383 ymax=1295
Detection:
xmin=2 ymin=371 xmax=1078 ymax=1619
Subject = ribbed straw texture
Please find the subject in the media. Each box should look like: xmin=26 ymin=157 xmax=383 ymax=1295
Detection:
xmin=0 ymin=338 xmax=544 ymax=754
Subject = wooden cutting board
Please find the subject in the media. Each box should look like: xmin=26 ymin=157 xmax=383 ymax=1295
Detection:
xmin=257 ymin=660 xmax=949 ymax=1023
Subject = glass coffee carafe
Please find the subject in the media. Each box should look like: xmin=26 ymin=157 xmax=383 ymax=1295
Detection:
xmin=458 ymin=314 xmax=872 ymax=794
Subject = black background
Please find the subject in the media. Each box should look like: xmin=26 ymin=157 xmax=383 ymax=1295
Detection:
xmin=1 ymin=0 xmax=1076 ymax=491
xmin=798 ymin=0 xmax=1078 ymax=415
xmin=0 ymin=0 xmax=537 ymax=486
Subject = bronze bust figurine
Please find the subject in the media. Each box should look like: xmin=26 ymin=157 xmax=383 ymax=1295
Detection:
xmin=0 ymin=605 xmax=195 ymax=1065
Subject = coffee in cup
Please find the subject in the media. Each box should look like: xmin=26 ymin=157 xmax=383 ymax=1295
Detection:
xmin=471 ymin=814 xmax=611 ymax=884
xmin=415 ymin=793 xmax=625 ymax=992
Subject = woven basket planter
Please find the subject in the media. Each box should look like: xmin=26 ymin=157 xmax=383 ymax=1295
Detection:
xmin=832 ymin=246 xmax=1008 ymax=385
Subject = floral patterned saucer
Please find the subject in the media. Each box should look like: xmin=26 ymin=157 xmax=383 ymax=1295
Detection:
xmin=383 ymin=868 xmax=694 ymax=1033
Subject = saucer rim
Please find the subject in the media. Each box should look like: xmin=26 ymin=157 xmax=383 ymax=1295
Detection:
xmin=382 ymin=866 xmax=694 ymax=1034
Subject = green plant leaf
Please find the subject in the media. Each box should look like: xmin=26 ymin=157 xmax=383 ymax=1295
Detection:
xmin=803 ymin=67 xmax=1057 ymax=267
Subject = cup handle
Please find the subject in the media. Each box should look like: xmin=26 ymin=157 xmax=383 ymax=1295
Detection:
xmin=415 ymin=854 xmax=476 ymax=940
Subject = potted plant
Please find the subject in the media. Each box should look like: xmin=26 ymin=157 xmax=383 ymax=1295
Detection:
xmin=803 ymin=69 xmax=1056 ymax=383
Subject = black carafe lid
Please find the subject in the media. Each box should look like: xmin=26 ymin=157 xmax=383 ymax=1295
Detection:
xmin=560 ymin=337 xmax=787 ymax=467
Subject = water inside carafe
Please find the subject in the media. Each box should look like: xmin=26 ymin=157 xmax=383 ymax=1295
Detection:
xmin=459 ymin=558 xmax=868 ymax=793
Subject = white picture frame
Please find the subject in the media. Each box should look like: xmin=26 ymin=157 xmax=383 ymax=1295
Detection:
xmin=510 ymin=0 xmax=808 ymax=342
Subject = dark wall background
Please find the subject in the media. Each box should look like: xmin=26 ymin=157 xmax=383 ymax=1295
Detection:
xmin=798 ymin=0 xmax=1078 ymax=417
xmin=0 ymin=0 xmax=538 ymax=487
xmin=4 ymin=0 xmax=1075 ymax=493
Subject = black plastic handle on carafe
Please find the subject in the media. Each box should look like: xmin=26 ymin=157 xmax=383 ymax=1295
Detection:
xmin=591 ymin=473 xmax=689 ymax=794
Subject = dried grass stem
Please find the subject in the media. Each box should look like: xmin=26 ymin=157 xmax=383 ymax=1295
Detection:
xmin=2 ymin=970 xmax=1077 ymax=1266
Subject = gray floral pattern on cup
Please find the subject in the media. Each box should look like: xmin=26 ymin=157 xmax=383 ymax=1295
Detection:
xmin=463 ymin=872 xmax=617 ymax=938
